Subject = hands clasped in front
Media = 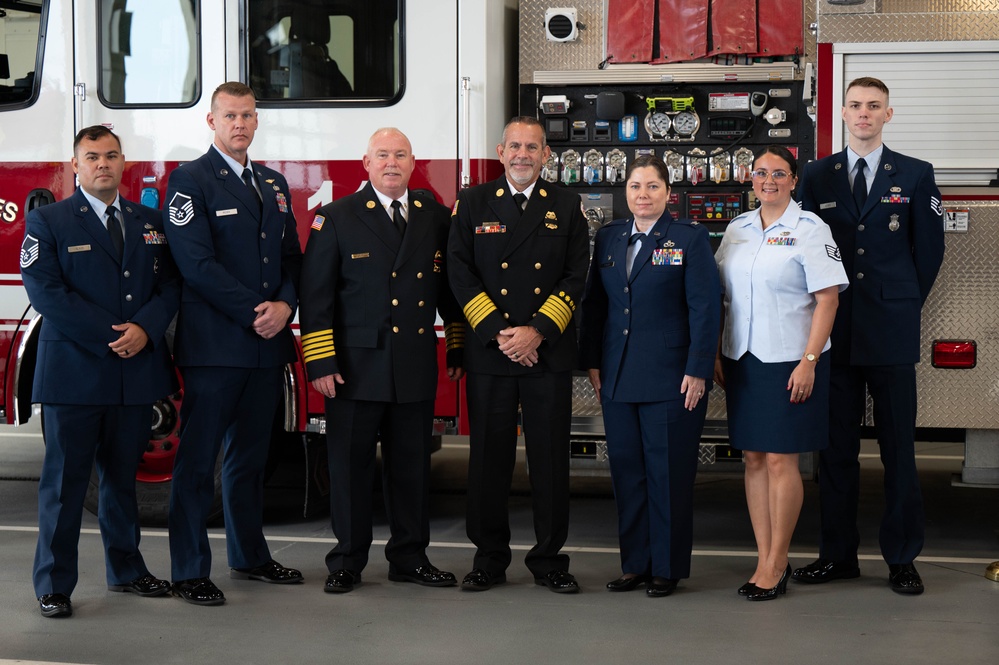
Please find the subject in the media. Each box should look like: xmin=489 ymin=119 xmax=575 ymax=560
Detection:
xmin=496 ymin=326 xmax=541 ymax=367
xmin=109 ymin=322 xmax=149 ymax=358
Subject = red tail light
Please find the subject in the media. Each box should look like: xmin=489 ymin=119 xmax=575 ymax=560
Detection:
xmin=932 ymin=340 xmax=976 ymax=369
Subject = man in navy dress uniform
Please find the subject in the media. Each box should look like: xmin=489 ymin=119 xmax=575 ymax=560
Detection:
xmin=22 ymin=125 xmax=180 ymax=618
xmin=448 ymin=116 xmax=590 ymax=593
xmin=795 ymin=77 xmax=945 ymax=595
xmin=299 ymin=128 xmax=464 ymax=593
xmin=164 ymin=82 xmax=303 ymax=605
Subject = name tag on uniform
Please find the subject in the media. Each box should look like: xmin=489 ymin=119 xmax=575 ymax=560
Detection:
xmin=351 ymin=253 xmax=370 ymax=259
xmin=216 ymin=208 xmax=238 ymax=217
xmin=819 ymin=202 xmax=837 ymax=210
xmin=67 ymin=244 xmax=92 ymax=253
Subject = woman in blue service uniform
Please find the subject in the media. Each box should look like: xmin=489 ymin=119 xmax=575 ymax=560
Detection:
xmin=714 ymin=146 xmax=848 ymax=601
xmin=580 ymin=155 xmax=720 ymax=598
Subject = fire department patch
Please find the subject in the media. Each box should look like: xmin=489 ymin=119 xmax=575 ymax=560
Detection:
xmin=168 ymin=192 xmax=195 ymax=226
xmin=19 ymin=234 xmax=39 ymax=268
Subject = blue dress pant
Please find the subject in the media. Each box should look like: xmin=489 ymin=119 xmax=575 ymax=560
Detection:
xmin=168 ymin=366 xmax=282 ymax=580
xmin=602 ymin=398 xmax=705 ymax=579
xmin=34 ymin=403 xmax=151 ymax=596
xmin=821 ymin=363 xmax=924 ymax=564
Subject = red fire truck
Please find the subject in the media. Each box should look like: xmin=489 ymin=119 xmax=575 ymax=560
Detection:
xmin=2 ymin=0 xmax=997 ymax=525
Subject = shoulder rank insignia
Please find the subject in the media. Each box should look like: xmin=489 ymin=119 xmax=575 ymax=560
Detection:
xmin=19 ymin=234 xmax=39 ymax=268
xmin=168 ymin=192 xmax=195 ymax=226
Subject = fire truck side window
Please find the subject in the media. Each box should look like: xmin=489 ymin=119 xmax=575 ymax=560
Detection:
xmin=0 ymin=2 xmax=44 ymax=108
xmin=247 ymin=0 xmax=402 ymax=104
xmin=98 ymin=0 xmax=200 ymax=106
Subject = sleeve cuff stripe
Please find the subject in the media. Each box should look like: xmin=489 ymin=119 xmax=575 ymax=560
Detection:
xmin=301 ymin=330 xmax=334 ymax=343
xmin=463 ymin=294 xmax=497 ymax=329
xmin=304 ymin=350 xmax=337 ymax=362
xmin=303 ymin=340 xmax=335 ymax=352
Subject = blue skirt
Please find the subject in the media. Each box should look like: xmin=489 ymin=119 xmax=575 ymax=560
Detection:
xmin=722 ymin=352 xmax=830 ymax=453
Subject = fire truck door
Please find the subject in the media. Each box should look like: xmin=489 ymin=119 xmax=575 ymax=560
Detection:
xmin=72 ymin=1 xmax=229 ymax=176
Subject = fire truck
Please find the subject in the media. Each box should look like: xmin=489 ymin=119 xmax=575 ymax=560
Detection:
xmin=2 ymin=0 xmax=998 ymax=525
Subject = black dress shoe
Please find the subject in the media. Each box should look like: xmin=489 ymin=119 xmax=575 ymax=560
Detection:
xmin=108 ymin=574 xmax=171 ymax=597
xmin=38 ymin=593 xmax=72 ymax=618
xmin=231 ymin=559 xmax=303 ymax=584
xmin=646 ymin=577 xmax=678 ymax=598
xmin=388 ymin=564 xmax=457 ymax=587
xmin=747 ymin=564 xmax=791 ymax=601
xmin=606 ymin=574 xmax=649 ymax=592
xmin=737 ymin=582 xmax=757 ymax=596
xmin=535 ymin=570 xmax=579 ymax=594
xmin=888 ymin=563 xmax=924 ymax=595
xmin=460 ymin=568 xmax=506 ymax=592
xmin=172 ymin=577 xmax=225 ymax=606
xmin=324 ymin=569 xmax=361 ymax=593
xmin=791 ymin=558 xmax=860 ymax=584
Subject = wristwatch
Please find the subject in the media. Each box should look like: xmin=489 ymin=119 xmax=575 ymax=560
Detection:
xmin=803 ymin=353 xmax=817 ymax=363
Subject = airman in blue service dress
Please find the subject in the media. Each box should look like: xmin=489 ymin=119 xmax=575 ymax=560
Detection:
xmin=579 ymin=213 xmax=720 ymax=590
xmin=448 ymin=175 xmax=589 ymax=588
xmin=298 ymin=182 xmax=464 ymax=591
xmin=796 ymin=144 xmax=944 ymax=590
xmin=164 ymin=144 xmax=303 ymax=601
xmin=22 ymin=188 xmax=179 ymax=615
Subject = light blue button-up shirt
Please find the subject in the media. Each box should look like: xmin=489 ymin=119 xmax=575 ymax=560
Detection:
xmin=716 ymin=201 xmax=849 ymax=363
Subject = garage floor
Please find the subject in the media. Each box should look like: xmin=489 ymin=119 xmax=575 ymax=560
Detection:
xmin=1 ymin=430 xmax=997 ymax=665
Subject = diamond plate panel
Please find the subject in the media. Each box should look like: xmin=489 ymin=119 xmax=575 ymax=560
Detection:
xmin=820 ymin=12 xmax=999 ymax=42
xmin=520 ymin=0 xmax=606 ymax=84
xmin=912 ymin=202 xmax=999 ymax=428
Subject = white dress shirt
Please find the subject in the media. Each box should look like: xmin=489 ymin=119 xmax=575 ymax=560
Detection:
xmin=716 ymin=200 xmax=849 ymax=363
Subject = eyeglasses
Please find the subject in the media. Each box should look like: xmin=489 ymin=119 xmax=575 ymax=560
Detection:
xmin=751 ymin=169 xmax=791 ymax=182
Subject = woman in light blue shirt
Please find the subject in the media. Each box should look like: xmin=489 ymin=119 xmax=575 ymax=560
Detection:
xmin=715 ymin=146 xmax=848 ymax=601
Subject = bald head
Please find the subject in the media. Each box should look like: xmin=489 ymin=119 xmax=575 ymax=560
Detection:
xmin=364 ymin=128 xmax=416 ymax=200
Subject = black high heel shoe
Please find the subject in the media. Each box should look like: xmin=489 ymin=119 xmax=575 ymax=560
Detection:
xmin=737 ymin=581 xmax=757 ymax=596
xmin=746 ymin=564 xmax=791 ymax=601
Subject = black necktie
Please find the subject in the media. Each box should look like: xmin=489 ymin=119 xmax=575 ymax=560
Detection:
xmin=106 ymin=205 xmax=124 ymax=259
xmin=242 ymin=168 xmax=262 ymax=213
xmin=513 ymin=192 xmax=527 ymax=215
xmin=853 ymin=158 xmax=868 ymax=212
xmin=628 ymin=232 xmax=646 ymax=246
xmin=391 ymin=200 xmax=406 ymax=236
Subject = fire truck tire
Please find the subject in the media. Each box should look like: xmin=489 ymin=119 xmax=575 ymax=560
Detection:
xmin=82 ymin=448 xmax=225 ymax=527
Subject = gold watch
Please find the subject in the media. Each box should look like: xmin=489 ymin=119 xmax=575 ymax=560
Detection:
xmin=803 ymin=353 xmax=817 ymax=363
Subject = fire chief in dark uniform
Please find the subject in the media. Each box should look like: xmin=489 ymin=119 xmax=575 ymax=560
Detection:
xmin=448 ymin=116 xmax=589 ymax=593
xmin=299 ymin=128 xmax=464 ymax=594
xmin=22 ymin=125 xmax=179 ymax=618
xmin=164 ymin=82 xmax=303 ymax=606
xmin=794 ymin=77 xmax=945 ymax=595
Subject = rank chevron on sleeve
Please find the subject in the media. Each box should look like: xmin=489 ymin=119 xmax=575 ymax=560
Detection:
xmin=168 ymin=192 xmax=195 ymax=226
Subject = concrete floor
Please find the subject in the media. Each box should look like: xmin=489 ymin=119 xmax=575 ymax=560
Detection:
xmin=0 ymin=425 xmax=997 ymax=665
